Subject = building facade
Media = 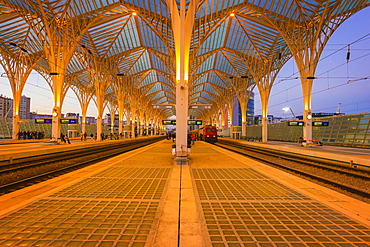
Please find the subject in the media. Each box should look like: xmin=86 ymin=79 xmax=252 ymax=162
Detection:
xmin=254 ymin=115 xmax=283 ymax=125
xmin=0 ymin=95 xmax=30 ymax=119
xmin=0 ymin=95 xmax=12 ymax=118
xmin=19 ymin=95 xmax=31 ymax=119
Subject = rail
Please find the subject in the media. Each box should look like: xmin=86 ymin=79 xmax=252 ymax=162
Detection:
xmin=0 ymin=136 xmax=165 ymax=195
xmin=216 ymin=139 xmax=370 ymax=202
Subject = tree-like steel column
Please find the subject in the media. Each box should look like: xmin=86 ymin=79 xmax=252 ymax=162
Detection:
xmin=117 ymin=101 xmax=125 ymax=136
xmin=230 ymin=77 xmax=255 ymax=139
xmin=268 ymin=1 xmax=364 ymax=143
xmin=254 ymin=70 xmax=280 ymax=143
xmin=50 ymin=73 xmax=69 ymax=141
xmin=167 ymin=0 xmax=198 ymax=157
xmin=259 ymin=89 xmax=270 ymax=143
xmin=139 ymin=110 xmax=145 ymax=137
xmin=227 ymin=101 xmax=235 ymax=139
xmin=107 ymin=102 xmax=117 ymax=135
xmin=94 ymin=84 xmax=107 ymax=141
xmin=0 ymin=57 xmax=34 ymax=140
xmin=72 ymin=85 xmax=93 ymax=138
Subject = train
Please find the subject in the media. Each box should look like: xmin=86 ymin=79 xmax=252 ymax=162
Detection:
xmin=191 ymin=125 xmax=218 ymax=143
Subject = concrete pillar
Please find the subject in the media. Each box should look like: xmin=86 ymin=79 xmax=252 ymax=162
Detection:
xmin=175 ymin=81 xmax=189 ymax=156
xmin=131 ymin=107 xmax=136 ymax=138
xmin=11 ymin=91 xmax=21 ymax=140
xmin=260 ymin=90 xmax=270 ymax=143
xmin=51 ymin=74 xmax=65 ymax=141
xmin=52 ymin=106 xmax=61 ymax=141
xmin=95 ymin=93 xmax=105 ymax=141
xmin=301 ymin=77 xmax=314 ymax=142
xmin=262 ymin=117 xmax=268 ymax=142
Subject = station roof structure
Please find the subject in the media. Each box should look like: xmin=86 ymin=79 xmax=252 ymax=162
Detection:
xmin=0 ymin=0 xmax=368 ymax=118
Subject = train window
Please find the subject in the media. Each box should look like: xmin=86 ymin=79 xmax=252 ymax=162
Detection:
xmin=206 ymin=128 xmax=217 ymax=132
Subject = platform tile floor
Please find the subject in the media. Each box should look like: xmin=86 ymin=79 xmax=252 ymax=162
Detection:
xmin=0 ymin=140 xmax=369 ymax=246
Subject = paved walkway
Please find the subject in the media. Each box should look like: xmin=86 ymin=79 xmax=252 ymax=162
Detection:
xmin=0 ymin=140 xmax=369 ymax=246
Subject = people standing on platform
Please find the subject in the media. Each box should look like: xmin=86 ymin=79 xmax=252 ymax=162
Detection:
xmin=191 ymin=133 xmax=195 ymax=145
xmin=80 ymin=132 xmax=84 ymax=141
xmin=298 ymin=137 xmax=304 ymax=144
xmin=172 ymin=133 xmax=176 ymax=142
xmin=90 ymin=133 xmax=94 ymax=141
xmin=83 ymin=132 xmax=87 ymax=141
xmin=100 ymin=132 xmax=105 ymax=141
xmin=65 ymin=136 xmax=71 ymax=144
xmin=60 ymin=133 xmax=66 ymax=143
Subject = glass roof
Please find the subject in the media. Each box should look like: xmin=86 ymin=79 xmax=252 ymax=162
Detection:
xmin=0 ymin=0 xmax=368 ymax=118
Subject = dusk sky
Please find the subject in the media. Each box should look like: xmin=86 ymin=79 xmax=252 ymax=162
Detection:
xmin=1 ymin=7 xmax=369 ymax=119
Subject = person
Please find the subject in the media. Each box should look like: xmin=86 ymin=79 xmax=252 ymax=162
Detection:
xmin=65 ymin=136 xmax=71 ymax=144
xmin=187 ymin=134 xmax=192 ymax=146
xmin=90 ymin=133 xmax=94 ymax=141
xmin=191 ymin=133 xmax=195 ymax=145
xmin=83 ymin=132 xmax=87 ymax=141
xmin=298 ymin=137 xmax=304 ymax=144
xmin=60 ymin=133 xmax=66 ymax=143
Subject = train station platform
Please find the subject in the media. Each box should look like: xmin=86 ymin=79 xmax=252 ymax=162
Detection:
xmin=0 ymin=137 xmax=144 ymax=163
xmin=219 ymin=138 xmax=370 ymax=168
xmin=0 ymin=139 xmax=369 ymax=246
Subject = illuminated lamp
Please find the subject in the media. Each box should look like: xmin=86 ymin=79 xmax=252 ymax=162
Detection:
xmin=132 ymin=12 xmax=137 ymax=16
xmin=52 ymin=109 xmax=58 ymax=117
xmin=230 ymin=13 xmax=235 ymax=17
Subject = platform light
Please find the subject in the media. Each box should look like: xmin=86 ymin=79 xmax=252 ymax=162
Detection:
xmin=230 ymin=13 xmax=235 ymax=17
xmin=132 ymin=12 xmax=137 ymax=16
xmin=52 ymin=108 xmax=58 ymax=117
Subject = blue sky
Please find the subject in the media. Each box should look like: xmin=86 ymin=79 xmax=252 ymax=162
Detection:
xmin=1 ymin=7 xmax=370 ymax=118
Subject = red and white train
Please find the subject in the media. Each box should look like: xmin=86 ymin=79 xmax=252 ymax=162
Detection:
xmin=191 ymin=125 xmax=218 ymax=143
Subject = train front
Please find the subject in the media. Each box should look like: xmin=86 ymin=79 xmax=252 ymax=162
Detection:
xmin=203 ymin=126 xmax=218 ymax=143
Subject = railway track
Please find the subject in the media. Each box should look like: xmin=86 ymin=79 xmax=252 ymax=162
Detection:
xmin=0 ymin=136 xmax=165 ymax=195
xmin=216 ymin=139 xmax=370 ymax=202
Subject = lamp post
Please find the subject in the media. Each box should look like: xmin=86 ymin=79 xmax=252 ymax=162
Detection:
xmin=283 ymin=107 xmax=296 ymax=120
